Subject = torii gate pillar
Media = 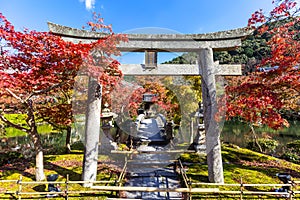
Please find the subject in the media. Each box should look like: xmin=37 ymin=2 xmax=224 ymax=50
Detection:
xmin=198 ymin=48 xmax=224 ymax=183
xmin=82 ymin=78 xmax=102 ymax=187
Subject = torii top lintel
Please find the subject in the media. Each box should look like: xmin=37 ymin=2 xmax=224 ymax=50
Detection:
xmin=48 ymin=22 xmax=252 ymax=52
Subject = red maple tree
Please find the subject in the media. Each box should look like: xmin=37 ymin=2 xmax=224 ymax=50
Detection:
xmin=0 ymin=13 xmax=127 ymax=180
xmin=220 ymin=0 xmax=299 ymax=130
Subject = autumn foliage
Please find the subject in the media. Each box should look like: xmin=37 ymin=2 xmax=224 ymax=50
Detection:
xmin=112 ymin=81 xmax=179 ymax=120
xmin=0 ymin=12 xmax=127 ymax=180
xmin=0 ymin=12 xmax=127 ymax=126
xmin=221 ymin=0 xmax=299 ymax=129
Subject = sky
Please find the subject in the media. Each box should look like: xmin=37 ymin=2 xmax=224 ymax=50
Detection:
xmin=0 ymin=0 xmax=288 ymax=63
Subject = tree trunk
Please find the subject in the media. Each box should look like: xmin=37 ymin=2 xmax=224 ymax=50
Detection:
xmin=82 ymin=78 xmax=102 ymax=187
xmin=198 ymin=48 xmax=224 ymax=183
xmin=250 ymin=124 xmax=263 ymax=153
xmin=32 ymin=130 xmax=45 ymax=181
xmin=35 ymin=149 xmax=45 ymax=181
xmin=26 ymin=99 xmax=45 ymax=181
xmin=65 ymin=125 xmax=72 ymax=153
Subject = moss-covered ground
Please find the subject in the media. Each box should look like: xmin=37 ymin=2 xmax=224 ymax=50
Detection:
xmin=0 ymin=143 xmax=121 ymax=199
xmin=1 ymin=142 xmax=300 ymax=199
xmin=180 ymin=144 xmax=300 ymax=199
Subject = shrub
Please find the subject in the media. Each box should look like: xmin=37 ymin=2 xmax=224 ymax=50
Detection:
xmin=280 ymin=140 xmax=300 ymax=164
xmin=247 ymin=138 xmax=278 ymax=154
xmin=281 ymin=152 xmax=300 ymax=164
xmin=0 ymin=151 xmax=24 ymax=165
xmin=286 ymin=140 xmax=300 ymax=154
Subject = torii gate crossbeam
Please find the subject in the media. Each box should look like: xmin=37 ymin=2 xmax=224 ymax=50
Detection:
xmin=48 ymin=22 xmax=250 ymax=52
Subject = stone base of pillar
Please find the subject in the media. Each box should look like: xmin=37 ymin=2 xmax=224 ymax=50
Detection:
xmin=99 ymin=128 xmax=118 ymax=154
xmin=194 ymin=143 xmax=206 ymax=152
xmin=188 ymin=129 xmax=206 ymax=152
xmin=188 ymin=142 xmax=206 ymax=152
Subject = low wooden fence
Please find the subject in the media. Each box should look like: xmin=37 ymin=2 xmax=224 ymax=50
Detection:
xmin=188 ymin=181 xmax=298 ymax=200
xmin=178 ymin=159 xmax=190 ymax=189
xmin=1 ymin=158 xmax=300 ymax=200
xmin=1 ymin=175 xmax=119 ymax=199
xmin=1 ymin=176 xmax=300 ymax=199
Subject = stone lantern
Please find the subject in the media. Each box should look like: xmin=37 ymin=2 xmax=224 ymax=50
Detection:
xmin=99 ymin=103 xmax=118 ymax=153
xmin=142 ymin=93 xmax=157 ymax=118
xmin=101 ymin=103 xmax=114 ymax=129
xmin=189 ymin=102 xmax=206 ymax=152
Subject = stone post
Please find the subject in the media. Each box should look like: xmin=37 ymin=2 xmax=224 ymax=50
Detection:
xmin=82 ymin=77 xmax=102 ymax=187
xmin=145 ymin=51 xmax=157 ymax=69
xmin=189 ymin=117 xmax=194 ymax=144
xmin=198 ymin=48 xmax=224 ymax=183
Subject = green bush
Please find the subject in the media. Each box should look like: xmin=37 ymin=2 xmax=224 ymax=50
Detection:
xmin=70 ymin=141 xmax=84 ymax=151
xmin=0 ymin=151 xmax=24 ymax=165
xmin=281 ymin=152 xmax=300 ymax=164
xmin=286 ymin=140 xmax=300 ymax=153
xmin=247 ymin=138 xmax=278 ymax=154
xmin=280 ymin=140 xmax=300 ymax=164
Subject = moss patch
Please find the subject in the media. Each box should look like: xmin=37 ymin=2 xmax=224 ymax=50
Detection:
xmin=180 ymin=143 xmax=300 ymax=198
xmin=0 ymin=148 xmax=120 ymax=199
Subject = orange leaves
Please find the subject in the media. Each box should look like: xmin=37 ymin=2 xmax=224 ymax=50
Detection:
xmin=249 ymin=0 xmax=298 ymax=29
xmin=80 ymin=15 xmax=127 ymax=102
xmin=223 ymin=89 xmax=286 ymax=129
xmin=37 ymin=103 xmax=73 ymax=126
xmin=84 ymin=12 xmax=112 ymax=33
xmin=123 ymin=81 xmax=179 ymax=119
xmin=270 ymin=0 xmax=297 ymax=16
xmin=0 ymin=12 xmax=126 ymax=97
xmin=248 ymin=9 xmax=266 ymax=28
xmin=223 ymin=0 xmax=299 ymax=130
xmin=0 ymin=12 xmax=128 ymax=131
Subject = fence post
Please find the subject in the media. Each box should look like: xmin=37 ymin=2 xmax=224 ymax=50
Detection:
xmin=240 ymin=177 xmax=243 ymax=200
xmin=173 ymin=161 xmax=177 ymax=173
xmin=17 ymin=175 xmax=22 ymax=200
xmin=189 ymin=177 xmax=192 ymax=200
xmin=289 ymin=182 xmax=293 ymax=200
xmin=65 ymin=174 xmax=69 ymax=200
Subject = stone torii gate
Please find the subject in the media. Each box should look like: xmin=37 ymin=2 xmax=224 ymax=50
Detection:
xmin=48 ymin=22 xmax=251 ymax=185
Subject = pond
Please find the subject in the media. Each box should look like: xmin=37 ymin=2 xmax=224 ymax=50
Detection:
xmin=221 ymin=119 xmax=300 ymax=153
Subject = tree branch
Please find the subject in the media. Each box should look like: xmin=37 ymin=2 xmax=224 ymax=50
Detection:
xmin=5 ymin=88 xmax=25 ymax=104
xmin=249 ymin=123 xmax=263 ymax=153
xmin=0 ymin=114 xmax=30 ymax=133
xmin=27 ymin=82 xmax=65 ymax=100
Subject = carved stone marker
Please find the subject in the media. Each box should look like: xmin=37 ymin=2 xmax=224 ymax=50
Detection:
xmin=145 ymin=51 xmax=157 ymax=69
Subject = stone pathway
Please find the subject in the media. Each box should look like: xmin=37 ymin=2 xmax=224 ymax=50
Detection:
xmin=124 ymin=167 xmax=182 ymax=199
xmin=123 ymin=116 xmax=183 ymax=199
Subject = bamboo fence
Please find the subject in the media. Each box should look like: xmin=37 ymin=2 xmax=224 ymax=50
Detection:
xmin=1 ymin=174 xmax=299 ymax=199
